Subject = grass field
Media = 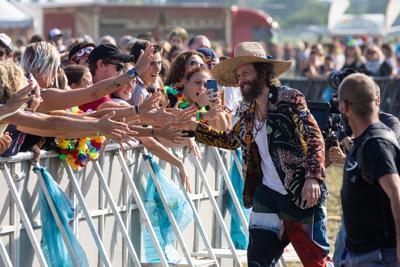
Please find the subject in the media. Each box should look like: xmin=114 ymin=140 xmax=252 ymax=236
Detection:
xmin=287 ymin=163 xmax=344 ymax=266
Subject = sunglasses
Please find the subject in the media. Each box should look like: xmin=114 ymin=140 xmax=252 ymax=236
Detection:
xmin=104 ymin=61 xmax=124 ymax=74
xmin=188 ymin=60 xmax=205 ymax=68
xmin=147 ymin=86 xmax=160 ymax=94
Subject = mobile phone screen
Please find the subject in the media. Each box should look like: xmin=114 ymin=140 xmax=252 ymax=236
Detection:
xmin=206 ymin=79 xmax=218 ymax=92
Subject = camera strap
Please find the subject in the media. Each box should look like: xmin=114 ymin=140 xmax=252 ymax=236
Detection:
xmin=356 ymin=129 xmax=400 ymax=183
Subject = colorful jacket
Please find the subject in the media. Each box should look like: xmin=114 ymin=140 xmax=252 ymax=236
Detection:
xmin=195 ymin=85 xmax=326 ymax=209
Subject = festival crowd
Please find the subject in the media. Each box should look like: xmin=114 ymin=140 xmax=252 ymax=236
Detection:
xmin=0 ymin=25 xmax=399 ymax=267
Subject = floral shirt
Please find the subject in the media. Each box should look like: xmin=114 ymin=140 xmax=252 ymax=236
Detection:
xmin=195 ymin=85 xmax=326 ymax=209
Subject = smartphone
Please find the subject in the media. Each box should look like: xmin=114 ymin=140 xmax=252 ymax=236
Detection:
xmin=206 ymin=79 xmax=218 ymax=93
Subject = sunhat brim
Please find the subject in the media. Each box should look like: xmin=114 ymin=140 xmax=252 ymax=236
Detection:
xmin=211 ymin=56 xmax=291 ymax=87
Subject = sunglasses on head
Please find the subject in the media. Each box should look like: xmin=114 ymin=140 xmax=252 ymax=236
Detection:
xmin=75 ymin=46 xmax=94 ymax=58
xmin=71 ymin=47 xmax=94 ymax=63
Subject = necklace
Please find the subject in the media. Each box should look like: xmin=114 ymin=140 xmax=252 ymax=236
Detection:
xmin=253 ymin=102 xmax=267 ymax=139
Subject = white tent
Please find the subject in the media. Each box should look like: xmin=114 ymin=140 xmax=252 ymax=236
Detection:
xmin=0 ymin=0 xmax=32 ymax=28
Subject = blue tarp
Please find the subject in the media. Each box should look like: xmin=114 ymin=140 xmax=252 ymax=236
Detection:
xmin=34 ymin=165 xmax=88 ymax=267
xmin=226 ymin=149 xmax=251 ymax=249
xmin=143 ymin=154 xmax=193 ymax=263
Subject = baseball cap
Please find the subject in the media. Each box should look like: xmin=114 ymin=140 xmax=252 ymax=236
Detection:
xmin=196 ymin=47 xmax=219 ymax=67
xmin=0 ymin=33 xmax=12 ymax=51
xmin=88 ymin=44 xmax=134 ymax=65
xmin=48 ymin=28 xmax=63 ymax=40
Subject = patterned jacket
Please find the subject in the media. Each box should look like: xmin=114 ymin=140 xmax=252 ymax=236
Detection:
xmin=195 ymin=85 xmax=327 ymax=209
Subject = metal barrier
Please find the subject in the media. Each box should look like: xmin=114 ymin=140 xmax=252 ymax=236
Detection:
xmin=281 ymin=78 xmax=400 ymax=116
xmin=0 ymin=142 xmax=262 ymax=267
xmin=0 ymin=139 xmax=300 ymax=267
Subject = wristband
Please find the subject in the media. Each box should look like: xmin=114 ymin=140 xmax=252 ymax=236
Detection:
xmin=127 ymin=68 xmax=138 ymax=79
xmin=134 ymin=105 xmax=140 ymax=114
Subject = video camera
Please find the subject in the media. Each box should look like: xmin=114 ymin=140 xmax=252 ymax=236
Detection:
xmin=308 ymin=68 xmax=357 ymax=148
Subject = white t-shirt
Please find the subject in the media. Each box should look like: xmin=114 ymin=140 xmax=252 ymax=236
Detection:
xmin=253 ymin=119 xmax=287 ymax=195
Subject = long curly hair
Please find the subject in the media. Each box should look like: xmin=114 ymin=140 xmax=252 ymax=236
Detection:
xmin=0 ymin=61 xmax=27 ymax=104
xmin=165 ymin=50 xmax=205 ymax=86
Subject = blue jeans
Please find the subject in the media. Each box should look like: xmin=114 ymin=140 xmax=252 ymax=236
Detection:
xmin=333 ymin=221 xmax=346 ymax=267
xmin=344 ymin=248 xmax=400 ymax=267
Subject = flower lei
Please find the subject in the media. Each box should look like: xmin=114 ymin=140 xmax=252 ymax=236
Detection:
xmin=165 ymin=85 xmax=208 ymax=123
xmin=55 ymin=107 xmax=106 ymax=170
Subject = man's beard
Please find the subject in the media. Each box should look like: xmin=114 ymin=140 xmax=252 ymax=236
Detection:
xmin=239 ymin=79 xmax=264 ymax=102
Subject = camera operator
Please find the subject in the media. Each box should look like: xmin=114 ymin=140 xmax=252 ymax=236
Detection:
xmin=337 ymin=73 xmax=400 ymax=267
xmin=325 ymin=72 xmax=400 ymax=267
xmin=325 ymin=68 xmax=400 ymax=167
xmin=328 ymin=83 xmax=400 ymax=166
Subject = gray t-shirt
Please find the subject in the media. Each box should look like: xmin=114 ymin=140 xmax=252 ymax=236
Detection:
xmin=129 ymin=78 xmax=149 ymax=106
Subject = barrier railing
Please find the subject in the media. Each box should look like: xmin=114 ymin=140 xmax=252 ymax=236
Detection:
xmin=281 ymin=78 xmax=400 ymax=116
xmin=0 ymin=142 xmax=257 ymax=267
xmin=0 ymin=141 xmax=296 ymax=267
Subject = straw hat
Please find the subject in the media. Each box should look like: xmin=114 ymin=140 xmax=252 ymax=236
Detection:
xmin=212 ymin=42 xmax=291 ymax=86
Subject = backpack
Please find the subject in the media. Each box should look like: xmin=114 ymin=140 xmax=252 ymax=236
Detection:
xmin=356 ymin=128 xmax=400 ymax=183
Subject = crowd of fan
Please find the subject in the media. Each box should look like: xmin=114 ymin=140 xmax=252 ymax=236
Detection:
xmin=283 ymin=37 xmax=400 ymax=79
xmin=0 ymin=26 xmax=239 ymax=191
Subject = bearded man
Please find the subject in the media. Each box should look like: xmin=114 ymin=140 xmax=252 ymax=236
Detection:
xmin=185 ymin=42 xmax=331 ymax=267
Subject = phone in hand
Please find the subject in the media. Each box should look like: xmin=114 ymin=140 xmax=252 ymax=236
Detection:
xmin=206 ymin=79 xmax=218 ymax=92
xmin=206 ymin=79 xmax=219 ymax=102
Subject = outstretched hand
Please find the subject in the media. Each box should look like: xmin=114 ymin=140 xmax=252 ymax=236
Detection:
xmin=97 ymin=111 xmax=137 ymax=142
xmin=156 ymin=123 xmax=187 ymax=144
xmin=138 ymin=91 xmax=161 ymax=114
xmin=4 ymin=82 xmax=37 ymax=113
xmin=135 ymin=44 xmax=154 ymax=76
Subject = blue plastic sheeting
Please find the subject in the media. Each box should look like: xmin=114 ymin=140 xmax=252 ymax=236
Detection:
xmin=34 ymin=166 xmax=88 ymax=267
xmin=226 ymin=149 xmax=251 ymax=249
xmin=143 ymin=155 xmax=193 ymax=263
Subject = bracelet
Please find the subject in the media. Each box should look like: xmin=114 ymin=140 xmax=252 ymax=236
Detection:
xmin=127 ymin=68 xmax=138 ymax=79
xmin=134 ymin=105 xmax=140 ymax=115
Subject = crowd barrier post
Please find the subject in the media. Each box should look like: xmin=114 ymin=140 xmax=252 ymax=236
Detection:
xmin=142 ymin=154 xmax=199 ymax=266
xmin=0 ymin=237 xmax=13 ymax=267
xmin=115 ymin=150 xmax=169 ymax=267
xmin=34 ymin=165 xmax=80 ymax=267
xmin=0 ymin=163 xmax=48 ymax=267
xmin=189 ymin=154 xmax=244 ymax=266
xmin=170 ymin=165 xmax=220 ymax=267
xmin=210 ymin=147 xmax=249 ymax=233
xmin=64 ymin=163 xmax=113 ymax=267
xmin=92 ymin=161 xmax=141 ymax=266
